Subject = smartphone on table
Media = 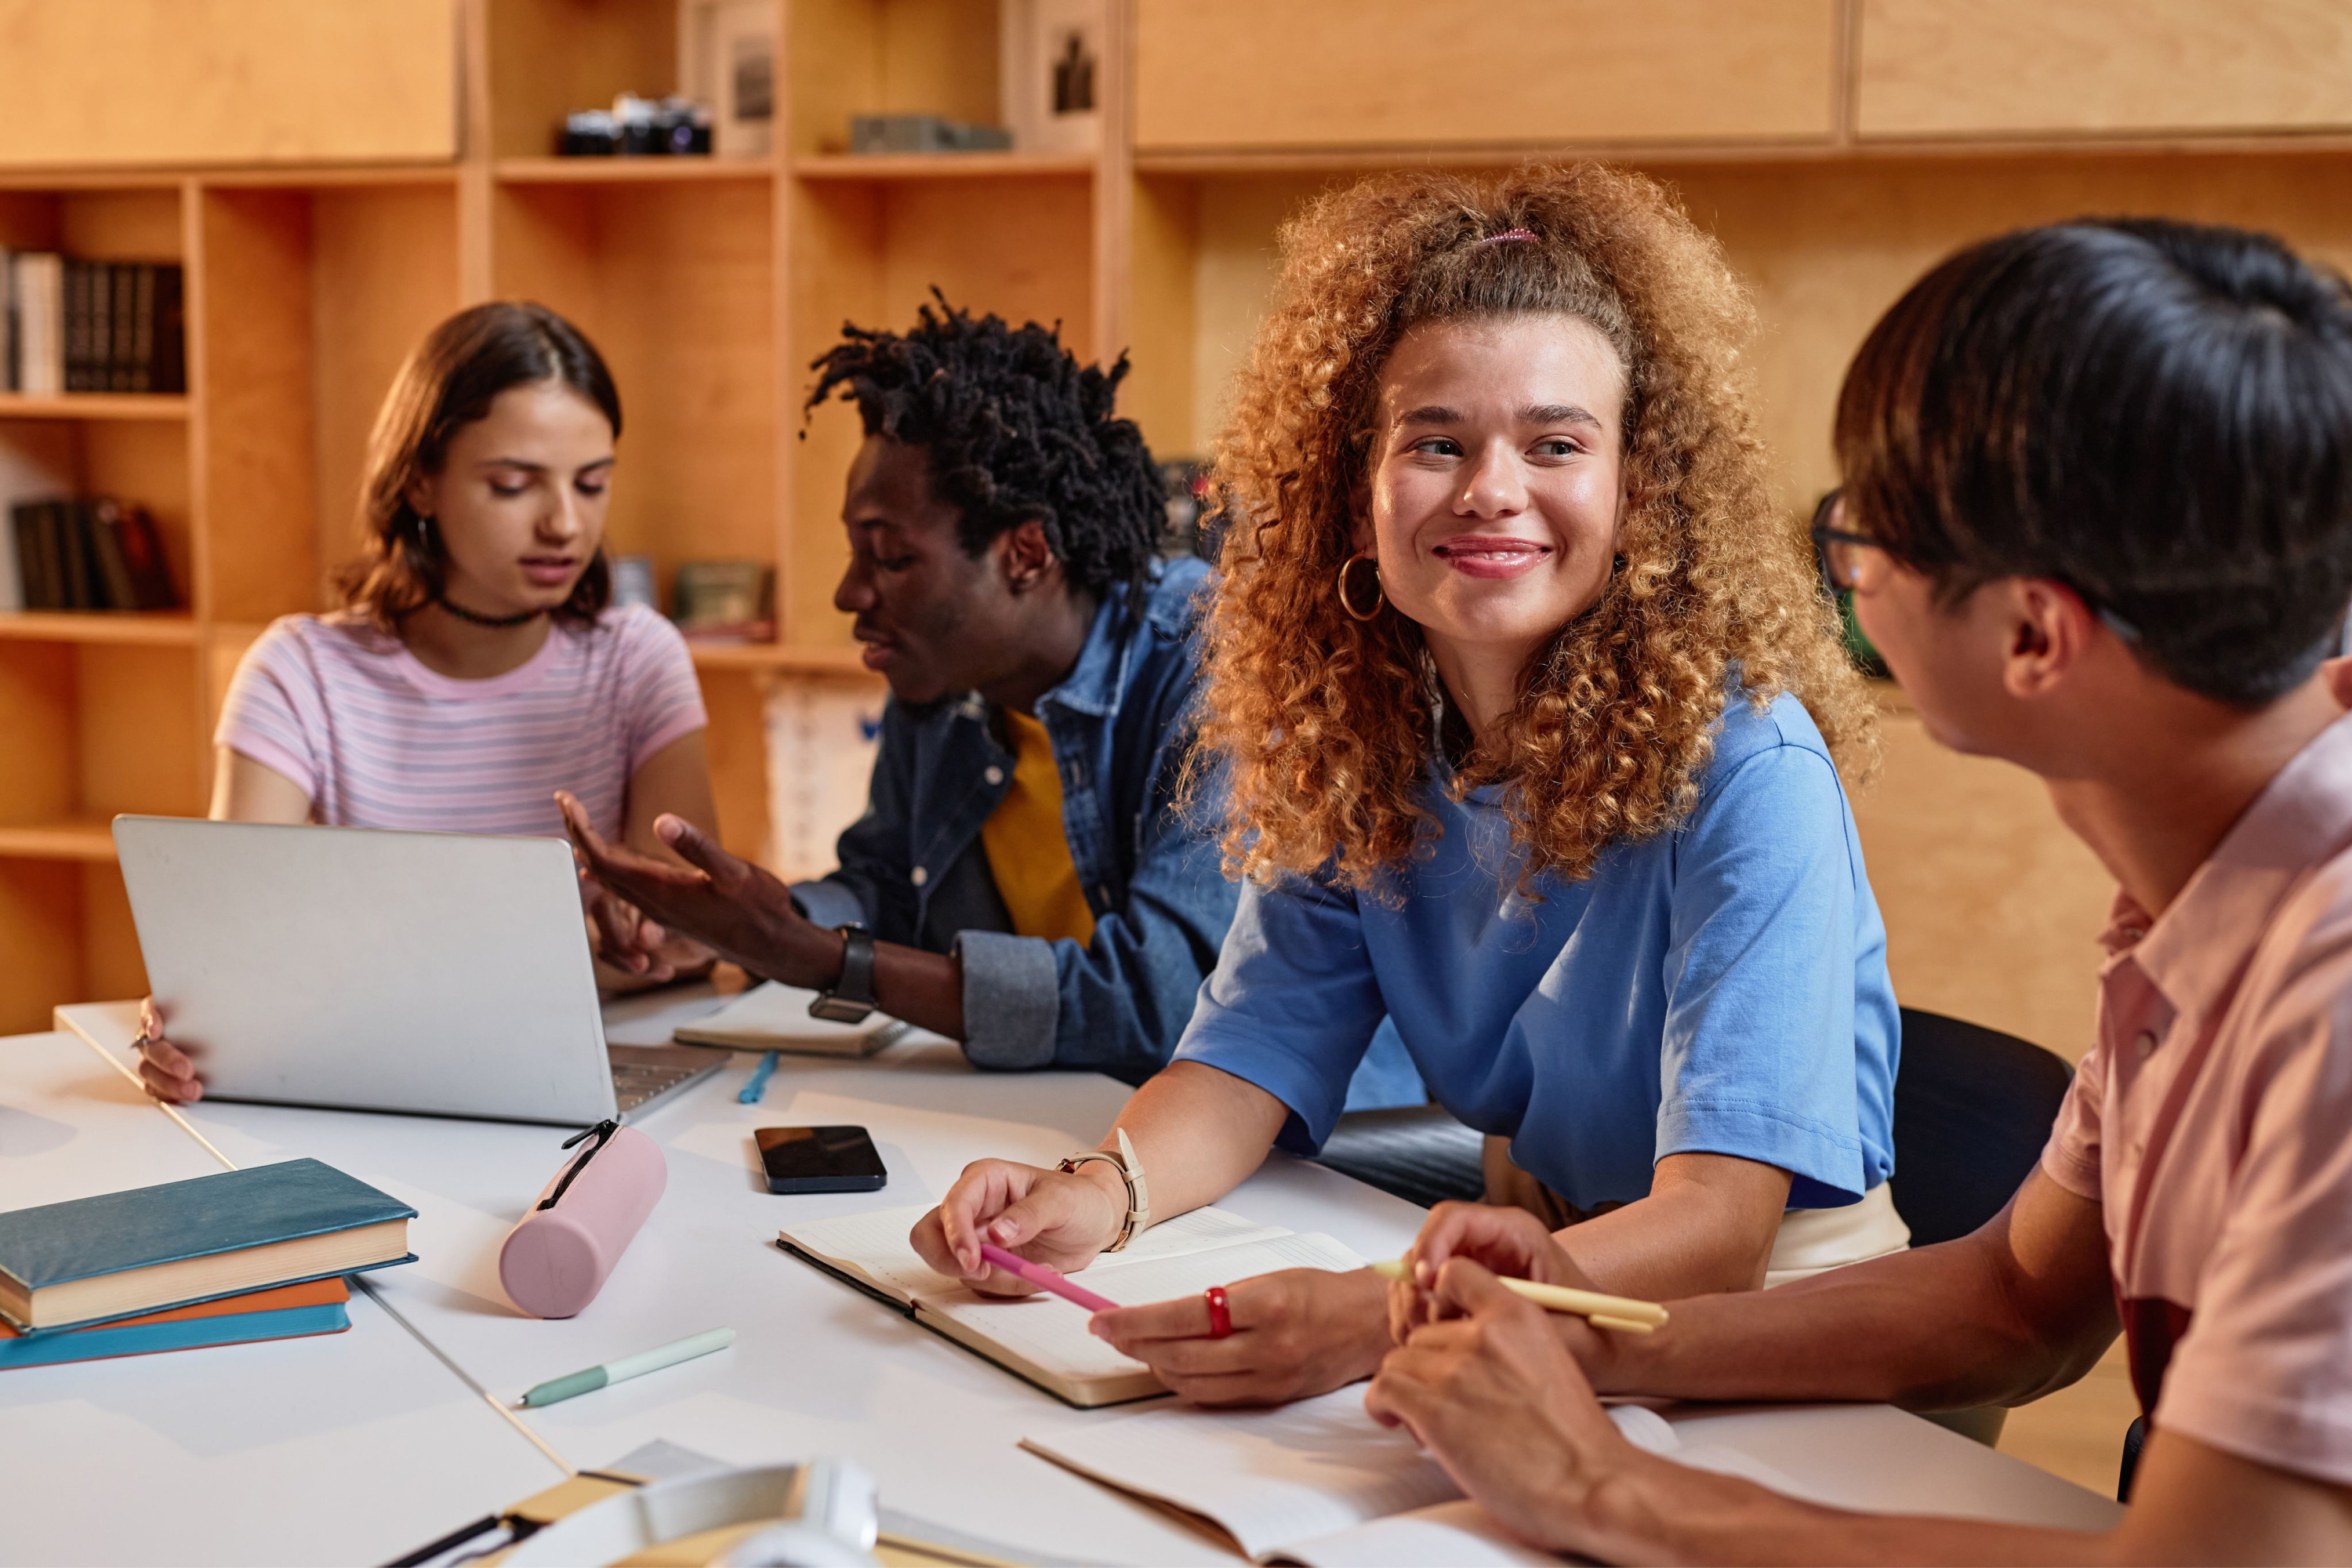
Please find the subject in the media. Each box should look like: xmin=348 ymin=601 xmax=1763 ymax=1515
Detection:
xmin=757 ymin=1125 xmax=887 ymax=1194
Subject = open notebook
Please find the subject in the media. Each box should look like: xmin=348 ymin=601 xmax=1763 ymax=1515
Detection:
xmin=671 ymin=981 xmax=912 ymax=1058
xmin=776 ymin=1205 xmax=1363 ymax=1407
xmin=1019 ymin=1385 xmax=1806 ymax=1566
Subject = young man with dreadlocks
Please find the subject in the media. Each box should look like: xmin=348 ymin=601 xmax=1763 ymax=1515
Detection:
xmin=562 ymin=301 xmax=1418 ymax=1098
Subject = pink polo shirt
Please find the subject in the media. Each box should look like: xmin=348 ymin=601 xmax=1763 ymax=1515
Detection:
xmin=216 ymin=605 xmax=706 ymax=842
xmin=2042 ymin=712 xmax=2352 ymax=1488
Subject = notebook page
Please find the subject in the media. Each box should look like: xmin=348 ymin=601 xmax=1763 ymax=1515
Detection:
xmin=1022 ymin=1393 xmax=1682 ymax=1561
xmin=776 ymin=1207 xmax=958 ymax=1303
xmin=920 ymin=1234 xmax=1367 ymax=1394
xmin=779 ymin=1204 xmax=1298 ymax=1307
xmin=1021 ymin=1385 xmax=1456 ymax=1559
xmin=1272 ymin=1500 xmax=1563 ymax=1567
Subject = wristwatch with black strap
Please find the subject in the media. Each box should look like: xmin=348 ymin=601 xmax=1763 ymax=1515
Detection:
xmin=808 ymin=924 xmax=878 ymax=1024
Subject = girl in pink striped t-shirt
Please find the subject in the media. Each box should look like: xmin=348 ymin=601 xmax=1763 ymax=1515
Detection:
xmin=140 ymin=303 xmax=715 ymax=1102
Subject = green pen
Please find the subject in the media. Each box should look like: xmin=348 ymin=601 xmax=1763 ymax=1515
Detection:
xmin=516 ymin=1327 xmax=735 ymax=1408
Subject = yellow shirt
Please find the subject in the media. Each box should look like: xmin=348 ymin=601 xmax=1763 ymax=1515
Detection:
xmin=978 ymin=708 xmax=1097 ymax=946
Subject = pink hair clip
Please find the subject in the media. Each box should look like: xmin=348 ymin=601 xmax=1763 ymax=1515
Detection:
xmin=1473 ymin=227 xmax=1537 ymax=246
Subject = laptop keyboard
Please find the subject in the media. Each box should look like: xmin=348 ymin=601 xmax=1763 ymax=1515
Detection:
xmin=612 ymin=1060 xmax=704 ymax=1114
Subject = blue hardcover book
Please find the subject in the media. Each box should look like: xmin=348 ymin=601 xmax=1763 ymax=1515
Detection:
xmin=0 ymin=1158 xmax=415 ymax=1333
xmin=0 ymin=1277 xmax=352 ymax=1369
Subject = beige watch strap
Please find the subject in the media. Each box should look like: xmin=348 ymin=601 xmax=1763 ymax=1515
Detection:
xmin=1060 ymin=1126 xmax=1151 ymax=1251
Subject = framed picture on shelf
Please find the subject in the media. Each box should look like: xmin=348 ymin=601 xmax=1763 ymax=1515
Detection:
xmin=680 ymin=0 xmax=775 ymax=160
xmin=1000 ymin=0 xmax=1105 ymax=157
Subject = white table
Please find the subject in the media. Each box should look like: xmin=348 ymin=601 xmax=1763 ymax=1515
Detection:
xmin=4 ymin=996 xmax=2123 ymax=1565
xmin=0 ymin=1029 xmax=562 ymax=1567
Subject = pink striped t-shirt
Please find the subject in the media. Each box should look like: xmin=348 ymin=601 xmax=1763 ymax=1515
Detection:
xmin=216 ymin=605 xmax=707 ymax=841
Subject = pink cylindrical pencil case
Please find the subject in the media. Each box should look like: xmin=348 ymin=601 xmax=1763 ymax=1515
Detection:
xmin=499 ymin=1120 xmax=666 ymax=1319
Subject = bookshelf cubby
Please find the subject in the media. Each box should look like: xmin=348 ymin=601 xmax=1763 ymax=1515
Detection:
xmin=2 ymin=0 xmax=2349 ymax=1059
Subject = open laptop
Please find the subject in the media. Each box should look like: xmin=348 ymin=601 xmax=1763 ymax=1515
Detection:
xmin=112 ymin=816 xmax=728 ymax=1125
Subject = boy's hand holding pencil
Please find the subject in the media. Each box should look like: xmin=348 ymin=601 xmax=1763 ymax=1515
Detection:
xmin=1385 ymin=1202 xmax=1668 ymax=1344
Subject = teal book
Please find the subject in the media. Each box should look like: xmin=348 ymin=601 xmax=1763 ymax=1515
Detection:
xmin=0 ymin=1277 xmax=352 ymax=1369
xmin=0 ymin=1158 xmax=415 ymax=1334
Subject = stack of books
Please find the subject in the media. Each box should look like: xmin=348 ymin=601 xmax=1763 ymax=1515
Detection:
xmin=1 ymin=251 xmax=186 ymax=397
xmin=0 ymin=1159 xmax=416 ymax=1370
xmin=5 ymin=496 xmax=176 ymax=612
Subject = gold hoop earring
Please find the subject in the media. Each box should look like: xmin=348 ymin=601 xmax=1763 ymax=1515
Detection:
xmin=1337 ymin=552 xmax=1385 ymax=621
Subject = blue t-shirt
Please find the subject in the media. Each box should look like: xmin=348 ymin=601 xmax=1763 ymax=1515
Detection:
xmin=1175 ymin=691 xmax=1899 ymax=1211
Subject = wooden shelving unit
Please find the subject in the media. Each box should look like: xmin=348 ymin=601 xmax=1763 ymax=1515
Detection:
xmin=0 ymin=394 xmax=190 ymax=421
xmin=4 ymin=0 xmax=2350 ymax=1053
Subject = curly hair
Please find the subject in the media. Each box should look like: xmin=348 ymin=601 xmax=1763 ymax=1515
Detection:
xmin=804 ymin=294 xmax=1165 ymax=601
xmin=1203 ymin=164 xmax=1876 ymax=892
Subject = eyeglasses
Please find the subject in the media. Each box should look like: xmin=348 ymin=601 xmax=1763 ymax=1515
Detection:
xmin=1810 ymin=490 xmax=1887 ymax=596
xmin=1807 ymin=488 xmax=2143 ymax=644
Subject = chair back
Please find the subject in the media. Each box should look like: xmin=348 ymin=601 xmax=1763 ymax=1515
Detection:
xmin=1891 ymin=1007 xmax=2074 ymax=1247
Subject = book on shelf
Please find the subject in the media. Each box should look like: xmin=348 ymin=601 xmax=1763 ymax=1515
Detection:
xmin=7 ymin=496 xmax=176 ymax=612
xmin=775 ymin=1204 xmax=1363 ymax=1407
xmin=9 ymin=252 xmax=62 ymax=397
xmin=671 ymin=558 xmax=775 ymax=643
xmin=0 ymin=1157 xmax=416 ymax=1334
xmin=2 ymin=253 xmax=183 ymax=397
xmin=0 ymin=1276 xmax=351 ymax=1370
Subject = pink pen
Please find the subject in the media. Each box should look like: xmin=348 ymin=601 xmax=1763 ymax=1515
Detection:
xmin=978 ymin=1243 xmax=1119 ymax=1312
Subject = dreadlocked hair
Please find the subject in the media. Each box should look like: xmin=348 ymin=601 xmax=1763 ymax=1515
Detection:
xmin=1202 ymin=163 xmax=1878 ymax=895
xmin=804 ymin=293 xmax=1164 ymax=601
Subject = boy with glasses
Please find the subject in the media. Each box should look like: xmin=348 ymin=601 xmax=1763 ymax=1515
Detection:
xmin=1368 ymin=217 xmax=2352 ymax=1561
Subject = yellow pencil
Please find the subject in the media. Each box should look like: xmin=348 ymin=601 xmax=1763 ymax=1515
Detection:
xmin=1370 ymin=1258 xmax=1669 ymax=1334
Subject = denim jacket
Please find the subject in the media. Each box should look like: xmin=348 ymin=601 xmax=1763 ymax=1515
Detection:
xmin=793 ymin=557 xmax=1238 ymax=1083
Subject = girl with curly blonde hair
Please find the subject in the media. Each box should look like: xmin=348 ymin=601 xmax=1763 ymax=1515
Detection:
xmin=913 ymin=164 xmax=1906 ymax=1405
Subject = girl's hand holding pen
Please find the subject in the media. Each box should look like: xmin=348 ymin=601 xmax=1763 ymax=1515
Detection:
xmin=909 ymin=1158 xmax=1126 ymax=1295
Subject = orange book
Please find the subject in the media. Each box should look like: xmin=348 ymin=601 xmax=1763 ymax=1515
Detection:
xmin=0 ymin=1276 xmax=350 ymax=1368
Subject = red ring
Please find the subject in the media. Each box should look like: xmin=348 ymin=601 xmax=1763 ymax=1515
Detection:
xmin=1204 ymin=1284 xmax=1232 ymax=1339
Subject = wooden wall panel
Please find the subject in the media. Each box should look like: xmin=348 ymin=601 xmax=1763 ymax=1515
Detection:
xmin=1136 ymin=0 xmax=1838 ymax=152
xmin=878 ymin=180 xmax=1094 ymax=361
xmin=496 ymin=182 xmax=779 ymax=610
xmin=488 ymin=0 xmax=675 ymax=158
xmin=0 ymin=643 xmax=75 ymax=827
xmin=0 ymin=0 xmax=456 ymax=169
xmin=698 ymin=668 xmax=771 ymax=862
xmin=1859 ymin=0 xmax=2352 ymax=138
xmin=198 ymin=190 xmax=319 ymax=624
xmin=0 ymin=861 xmax=82 ymax=1035
xmin=1849 ymin=702 xmax=2114 ymax=1061
xmin=1666 ymin=152 xmax=2352 ymax=510
xmin=310 ymin=186 xmax=463 ymax=593
xmin=78 ymin=862 xmax=149 ymax=1003
xmin=76 ymin=646 xmax=202 ymax=820
xmin=1124 ymin=176 xmax=1199 ymax=462
xmin=788 ymin=180 xmax=881 ymax=644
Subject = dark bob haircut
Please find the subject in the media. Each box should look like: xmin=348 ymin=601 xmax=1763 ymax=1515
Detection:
xmin=1835 ymin=217 xmax=2352 ymax=706
xmin=338 ymin=301 xmax=621 ymax=633
xmin=804 ymin=294 xmax=1163 ymax=602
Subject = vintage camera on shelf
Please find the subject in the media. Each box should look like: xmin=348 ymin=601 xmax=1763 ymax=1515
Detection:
xmin=559 ymin=94 xmax=713 ymax=157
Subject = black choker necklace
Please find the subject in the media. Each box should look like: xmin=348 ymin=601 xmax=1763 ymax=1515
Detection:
xmin=436 ymin=596 xmax=546 ymax=630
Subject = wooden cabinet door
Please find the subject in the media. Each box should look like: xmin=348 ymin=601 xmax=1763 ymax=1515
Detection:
xmin=1136 ymin=0 xmax=1839 ymax=153
xmin=0 ymin=0 xmax=456 ymax=168
xmin=1859 ymin=0 xmax=2352 ymax=137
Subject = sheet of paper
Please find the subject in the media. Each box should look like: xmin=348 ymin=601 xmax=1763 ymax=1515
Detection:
xmin=1021 ymin=1385 xmax=1458 ymax=1559
xmin=1022 ymin=1388 xmax=1681 ymax=1561
xmin=1272 ymin=1500 xmax=1564 ymax=1567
